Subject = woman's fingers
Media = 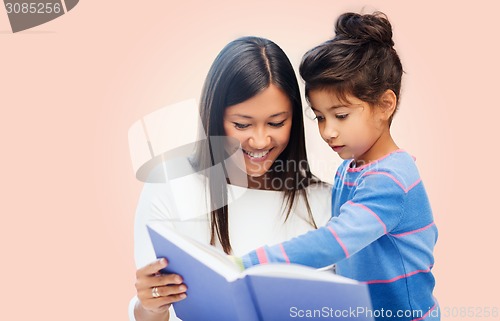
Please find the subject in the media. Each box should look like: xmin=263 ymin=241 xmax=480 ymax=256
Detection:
xmin=136 ymin=258 xmax=182 ymax=288
xmin=141 ymin=291 xmax=187 ymax=311
xmin=138 ymin=283 xmax=187 ymax=313
xmin=137 ymin=258 xmax=168 ymax=277
xmin=153 ymin=284 xmax=187 ymax=298
xmin=138 ymin=284 xmax=187 ymax=301
xmin=135 ymin=257 xmax=188 ymax=313
xmin=151 ymin=273 xmax=183 ymax=287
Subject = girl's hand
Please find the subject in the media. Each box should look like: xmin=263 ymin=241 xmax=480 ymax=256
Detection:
xmin=135 ymin=258 xmax=187 ymax=315
xmin=228 ymin=255 xmax=244 ymax=271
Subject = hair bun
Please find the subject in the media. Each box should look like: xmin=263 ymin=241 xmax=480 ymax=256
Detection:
xmin=334 ymin=12 xmax=394 ymax=47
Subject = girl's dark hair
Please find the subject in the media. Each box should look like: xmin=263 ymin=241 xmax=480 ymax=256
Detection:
xmin=300 ymin=12 xmax=403 ymax=123
xmin=192 ymin=36 xmax=320 ymax=254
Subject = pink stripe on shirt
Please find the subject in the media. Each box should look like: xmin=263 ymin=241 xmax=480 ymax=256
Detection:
xmin=327 ymin=226 xmax=350 ymax=258
xmin=362 ymin=171 xmax=421 ymax=193
xmin=363 ymin=265 xmax=433 ymax=284
xmin=256 ymin=247 xmax=268 ymax=264
xmin=347 ymin=149 xmax=405 ymax=172
xmin=390 ymin=222 xmax=435 ymax=238
xmin=347 ymin=200 xmax=387 ymax=234
xmin=411 ymin=302 xmax=438 ymax=321
xmin=279 ymin=244 xmax=291 ymax=263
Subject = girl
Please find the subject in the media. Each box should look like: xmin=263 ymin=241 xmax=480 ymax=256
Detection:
xmin=239 ymin=12 xmax=439 ymax=321
xmin=130 ymin=36 xmax=332 ymax=321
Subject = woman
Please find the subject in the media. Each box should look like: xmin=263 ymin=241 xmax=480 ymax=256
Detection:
xmin=130 ymin=36 xmax=332 ymax=321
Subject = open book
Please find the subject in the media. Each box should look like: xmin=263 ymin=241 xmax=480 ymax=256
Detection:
xmin=147 ymin=222 xmax=374 ymax=321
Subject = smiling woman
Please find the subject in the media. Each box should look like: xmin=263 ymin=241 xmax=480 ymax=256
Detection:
xmin=130 ymin=36 xmax=333 ymax=321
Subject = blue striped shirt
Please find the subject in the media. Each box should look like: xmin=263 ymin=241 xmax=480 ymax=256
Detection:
xmin=241 ymin=150 xmax=439 ymax=320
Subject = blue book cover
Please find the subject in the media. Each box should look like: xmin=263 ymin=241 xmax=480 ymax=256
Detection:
xmin=147 ymin=223 xmax=374 ymax=321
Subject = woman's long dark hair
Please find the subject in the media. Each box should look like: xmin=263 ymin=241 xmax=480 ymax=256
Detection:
xmin=192 ymin=36 xmax=321 ymax=253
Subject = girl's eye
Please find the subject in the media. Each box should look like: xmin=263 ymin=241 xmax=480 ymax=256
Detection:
xmin=336 ymin=113 xmax=348 ymax=120
xmin=233 ymin=122 xmax=250 ymax=129
xmin=314 ymin=115 xmax=325 ymax=122
xmin=269 ymin=120 xmax=285 ymax=128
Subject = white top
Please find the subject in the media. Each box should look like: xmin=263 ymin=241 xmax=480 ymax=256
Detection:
xmin=129 ymin=158 xmax=332 ymax=321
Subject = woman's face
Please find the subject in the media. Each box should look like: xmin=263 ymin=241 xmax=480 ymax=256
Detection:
xmin=223 ymin=84 xmax=292 ymax=179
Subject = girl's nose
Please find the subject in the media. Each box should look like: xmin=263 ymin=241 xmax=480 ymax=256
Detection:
xmin=321 ymin=122 xmax=339 ymax=143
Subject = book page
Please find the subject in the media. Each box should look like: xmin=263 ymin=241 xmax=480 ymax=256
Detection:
xmin=244 ymin=263 xmax=358 ymax=284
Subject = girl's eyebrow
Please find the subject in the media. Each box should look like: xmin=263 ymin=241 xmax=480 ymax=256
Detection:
xmin=310 ymin=105 xmax=346 ymax=112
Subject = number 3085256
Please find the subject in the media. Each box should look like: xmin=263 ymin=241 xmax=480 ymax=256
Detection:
xmin=5 ymin=2 xmax=62 ymax=14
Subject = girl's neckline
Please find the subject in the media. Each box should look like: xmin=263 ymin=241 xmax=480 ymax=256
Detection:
xmin=347 ymin=149 xmax=407 ymax=172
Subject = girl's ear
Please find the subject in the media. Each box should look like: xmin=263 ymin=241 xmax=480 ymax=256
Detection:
xmin=378 ymin=90 xmax=397 ymax=121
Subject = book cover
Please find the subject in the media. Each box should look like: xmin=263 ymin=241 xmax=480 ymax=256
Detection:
xmin=147 ymin=222 xmax=374 ymax=321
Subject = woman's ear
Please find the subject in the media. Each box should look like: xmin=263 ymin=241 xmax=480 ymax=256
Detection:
xmin=378 ymin=90 xmax=397 ymax=121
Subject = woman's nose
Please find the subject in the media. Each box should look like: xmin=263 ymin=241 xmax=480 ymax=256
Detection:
xmin=248 ymin=129 xmax=271 ymax=149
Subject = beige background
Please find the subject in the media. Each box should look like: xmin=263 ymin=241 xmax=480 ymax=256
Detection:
xmin=1 ymin=0 xmax=499 ymax=320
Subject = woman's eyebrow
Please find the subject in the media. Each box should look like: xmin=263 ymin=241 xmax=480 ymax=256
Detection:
xmin=228 ymin=111 xmax=290 ymax=119
xmin=228 ymin=114 xmax=252 ymax=119
xmin=269 ymin=111 xmax=290 ymax=118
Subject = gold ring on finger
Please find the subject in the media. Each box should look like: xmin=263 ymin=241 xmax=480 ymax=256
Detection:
xmin=152 ymin=286 xmax=160 ymax=298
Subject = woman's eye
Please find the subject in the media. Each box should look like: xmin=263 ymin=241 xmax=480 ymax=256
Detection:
xmin=269 ymin=121 xmax=285 ymax=128
xmin=314 ymin=115 xmax=325 ymax=122
xmin=233 ymin=122 xmax=250 ymax=129
xmin=336 ymin=113 xmax=348 ymax=120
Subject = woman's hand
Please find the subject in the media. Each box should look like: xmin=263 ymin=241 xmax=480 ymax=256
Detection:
xmin=135 ymin=258 xmax=187 ymax=318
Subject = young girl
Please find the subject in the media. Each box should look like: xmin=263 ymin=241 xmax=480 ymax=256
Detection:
xmin=239 ymin=12 xmax=439 ymax=320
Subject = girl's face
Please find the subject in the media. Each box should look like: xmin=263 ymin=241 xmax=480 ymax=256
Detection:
xmin=308 ymin=89 xmax=393 ymax=166
xmin=223 ymin=84 xmax=292 ymax=178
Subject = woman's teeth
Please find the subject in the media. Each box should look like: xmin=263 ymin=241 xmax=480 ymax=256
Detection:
xmin=244 ymin=149 xmax=270 ymax=159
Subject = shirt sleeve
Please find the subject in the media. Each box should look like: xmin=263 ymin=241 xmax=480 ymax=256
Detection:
xmin=130 ymin=182 xmax=184 ymax=321
xmin=241 ymin=173 xmax=406 ymax=269
xmin=128 ymin=296 xmax=182 ymax=321
xmin=134 ymin=182 xmax=178 ymax=269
